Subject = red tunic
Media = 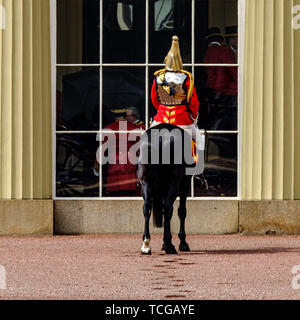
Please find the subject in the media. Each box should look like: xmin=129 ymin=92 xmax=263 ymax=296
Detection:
xmin=103 ymin=119 xmax=141 ymax=193
xmin=204 ymin=44 xmax=237 ymax=96
xmin=151 ymin=76 xmax=199 ymax=125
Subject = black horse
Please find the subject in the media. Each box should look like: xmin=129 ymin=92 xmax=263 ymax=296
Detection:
xmin=138 ymin=123 xmax=195 ymax=255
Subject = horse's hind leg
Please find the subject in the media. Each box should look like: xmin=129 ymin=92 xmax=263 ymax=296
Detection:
xmin=178 ymin=176 xmax=191 ymax=252
xmin=141 ymin=182 xmax=152 ymax=255
xmin=162 ymin=182 xmax=178 ymax=255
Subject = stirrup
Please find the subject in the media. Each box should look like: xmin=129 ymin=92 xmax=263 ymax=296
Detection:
xmin=194 ymin=174 xmax=208 ymax=190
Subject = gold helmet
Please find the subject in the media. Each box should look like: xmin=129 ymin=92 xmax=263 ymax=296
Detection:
xmin=164 ymin=35 xmax=183 ymax=72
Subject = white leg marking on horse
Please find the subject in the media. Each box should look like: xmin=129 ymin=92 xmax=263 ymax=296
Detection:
xmin=141 ymin=238 xmax=151 ymax=254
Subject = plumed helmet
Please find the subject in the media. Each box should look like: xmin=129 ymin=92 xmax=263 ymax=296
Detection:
xmin=164 ymin=35 xmax=183 ymax=72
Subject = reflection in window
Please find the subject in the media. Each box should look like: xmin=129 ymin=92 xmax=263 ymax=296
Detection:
xmin=103 ymin=0 xmax=145 ymax=63
xmin=155 ymin=0 xmax=174 ymax=31
xmin=56 ymin=134 xmax=99 ymax=197
xmin=104 ymin=2 xmax=133 ymax=31
xmin=57 ymin=67 xmax=99 ymax=131
xmin=117 ymin=3 xmax=133 ymax=30
xmin=195 ymin=0 xmax=238 ymax=63
xmin=101 ymin=131 xmax=142 ymax=197
xmin=195 ymin=134 xmax=237 ymax=197
xmin=102 ymin=68 xmax=145 ymax=128
xmin=55 ymin=0 xmax=240 ymax=199
xmin=195 ymin=67 xmax=237 ymax=131
xmin=149 ymin=0 xmax=191 ymax=63
xmin=57 ymin=0 xmax=100 ymax=64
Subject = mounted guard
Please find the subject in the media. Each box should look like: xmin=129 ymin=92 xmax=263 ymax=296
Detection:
xmin=150 ymin=35 xmax=204 ymax=168
xmin=138 ymin=36 xmax=206 ymax=255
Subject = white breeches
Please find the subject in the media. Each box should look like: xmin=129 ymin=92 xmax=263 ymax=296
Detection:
xmin=151 ymin=120 xmax=205 ymax=149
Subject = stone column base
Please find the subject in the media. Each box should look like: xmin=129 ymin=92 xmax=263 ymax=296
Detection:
xmin=2 ymin=199 xmax=300 ymax=236
xmin=0 ymin=200 xmax=53 ymax=236
xmin=239 ymin=201 xmax=300 ymax=235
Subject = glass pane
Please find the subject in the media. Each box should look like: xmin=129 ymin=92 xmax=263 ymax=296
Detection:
xmin=195 ymin=67 xmax=237 ymax=130
xmin=102 ymin=67 xmax=145 ymax=128
xmin=148 ymin=66 xmax=159 ymax=124
xmin=101 ymin=131 xmax=142 ymax=197
xmin=148 ymin=66 xmax=192 ymax=126
xmin=149 ymin=0 xmax=191 ymax=63
xmin=154 ymin=0 xmax=174 ymax=31
xmin=103 ymin=0 xmax=146 ymax=63
xmin=194 ymin=133 xmax=237 ymax=197
xmin=57 ymin=67 xmax=99 ymax=131
xmin=56 ymin=134 xmax=99 ymax=197
xmin=57 ymin=0 xmax=100 ymax=64
xmin=104 ymin=2 xmax=133 ymax=30
xmin=195 ymin=0 xmax=238 ymax=63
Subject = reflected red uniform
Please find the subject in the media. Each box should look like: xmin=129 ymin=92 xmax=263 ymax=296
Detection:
xmin=104 ymin=119 xmax=142 ymax=194
xmin=204 ymin=44 xmax=237 ymax=96
xmin=133 ymin=120 xmax=145 ymax=130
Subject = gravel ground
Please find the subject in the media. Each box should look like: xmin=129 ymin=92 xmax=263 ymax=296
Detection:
xmin=0 ymin=234 xmax=300 ymax=300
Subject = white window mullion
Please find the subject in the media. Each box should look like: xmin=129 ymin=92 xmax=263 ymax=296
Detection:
xmin=56 ymin=131 xmax=99 ymax=134
xmin=56 ymin=64 xmax=101 ymax=67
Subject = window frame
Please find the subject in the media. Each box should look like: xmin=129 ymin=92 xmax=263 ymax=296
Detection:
xmin=50 ymin=0 xmax=245 ymax=200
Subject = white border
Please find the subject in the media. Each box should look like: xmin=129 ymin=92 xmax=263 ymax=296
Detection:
xmin=50 ymin=0 xmax=245 ymax=201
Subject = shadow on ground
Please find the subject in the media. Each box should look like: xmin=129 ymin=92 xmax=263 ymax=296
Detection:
xmin=184 ymin=247 xmax=300 ymax=255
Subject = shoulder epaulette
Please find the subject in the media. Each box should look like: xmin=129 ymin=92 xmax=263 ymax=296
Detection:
xmin=154 ymin=69 xmax=166 ymax=77
xmin=180 ymin=70 xmax=194 ymax=103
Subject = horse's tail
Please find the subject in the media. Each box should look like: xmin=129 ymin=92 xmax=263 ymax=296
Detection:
xmin=149 ymin=169 xmax=164 ymax=228
xmin=152 ymin=197 xmax=164 ymax=228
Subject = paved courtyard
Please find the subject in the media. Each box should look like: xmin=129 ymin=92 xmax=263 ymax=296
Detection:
xmin=0 ymin=234 xmax=300 ymax=300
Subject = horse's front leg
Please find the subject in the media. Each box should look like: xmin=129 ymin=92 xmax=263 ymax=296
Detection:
xmin=178 ymin=177 xmax=191 ymax=252
xmin=141 ymin=182 xmax=152 ymax=255
xmin=141 ymin=203 xmax=152 ymax=255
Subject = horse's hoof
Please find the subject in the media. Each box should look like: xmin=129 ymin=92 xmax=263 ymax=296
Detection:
xmin=162 ymin=243 xmax=178 ymax=255
xmin=141 ymin=249 xmax=152 ymax=255
xmin=179 ymin=241 xmax=191 ymax=252
xmin=141 ymin=239 xmax=151 ymax=255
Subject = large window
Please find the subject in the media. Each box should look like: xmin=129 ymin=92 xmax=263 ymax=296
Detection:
xmin=53 ymin=0 xmax=241 ymax=199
